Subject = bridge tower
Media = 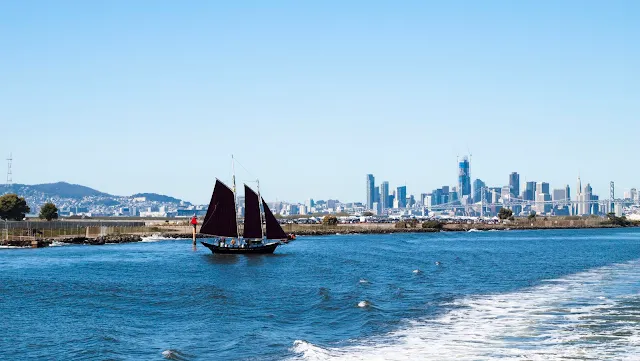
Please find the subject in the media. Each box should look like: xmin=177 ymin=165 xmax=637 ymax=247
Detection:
xmin=5 ymin=153 xmax=12 ymax=187
xmin=610 ymin=181 xmax=615 ymax=213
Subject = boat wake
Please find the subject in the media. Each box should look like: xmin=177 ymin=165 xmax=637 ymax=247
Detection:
xmin=290 ymin=259 xmax=640 ymax=360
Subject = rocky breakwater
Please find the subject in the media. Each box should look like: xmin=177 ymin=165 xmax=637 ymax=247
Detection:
xmin=161 ymin=233 xmax=208 ymax=239
xmin=291 ymin=227 xmax=441 ymax=236
xmin=45 ymin=235 xmax=142 ymax=246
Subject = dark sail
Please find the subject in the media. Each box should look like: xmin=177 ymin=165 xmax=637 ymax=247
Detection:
xmin=200 ymin=179 xmax=238 ymax=237
xmin=262 ymin=199 xmax=287 ymax=240
xmin=243 ymin=185 xmax=263 ymax=239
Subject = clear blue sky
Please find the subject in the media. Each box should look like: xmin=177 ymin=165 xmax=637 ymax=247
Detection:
xmin=1 ymin=0 xmax=638 ymax=204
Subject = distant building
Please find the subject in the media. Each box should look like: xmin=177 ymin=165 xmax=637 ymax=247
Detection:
xmin=509 ymin=172 xmax=520 ymax=198
xmin=396 ymin=186 xmax=407 ymax=208
xmin=501 ymin=186 xmax=511 ymax=201
xmin=458 ymin=157 xmax=471 ymax=198
xmin=372 ymin=202 xmax=381 ymax=215
xmin=536 ymin=182 xmax=550 ymax=196
xmin=522 ymin=181 xmax=536 ymax=201
xmin=380 ymin=181 xmax=389 ymax=211
xmin=472 ymin=179 xmax=486 ymax=203
xmin=374 ymin=186 xmax=380 ymax=204
xmin=366 ymin=174 xmax=375 ymax=210
xmin=552 ymin=188 xmax=568 ymax=202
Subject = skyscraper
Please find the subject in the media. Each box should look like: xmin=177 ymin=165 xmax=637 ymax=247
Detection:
xmin=374 ymin=186 xmax=380 ymax=204
xmin=366 ymin=174 xmax=375 ymax=210
xmin=509 ymin=172 xmax=520 ymax=198
xmin=458 ymin=157 xmax=471 ymax=199
xmin=523 ymin=181 xmax=536 ymax=201
xmin=380 ymin=181 xmax=389 ymax=211
xmin=396 ymin=186 xmax=407 ymax=208
xmin=472 ymin=179 xmax=486 ymax=203
xmin=536 ymin=182 xmax=550 ymax=195
xmin=535 ymin=182 xmax=551 ymax=214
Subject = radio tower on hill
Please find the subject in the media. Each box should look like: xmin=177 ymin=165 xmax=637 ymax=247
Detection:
xmin=6 ymin=153 xmax=12 ymax=187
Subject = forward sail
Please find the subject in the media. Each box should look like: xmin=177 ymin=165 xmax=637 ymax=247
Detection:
xmin=262 ymin=199 xmax=287 ymax=240
xmin=200 ymin=179 xmax=238 ymax=237
xmin=243 ymin=185 xmax=263 ymax=239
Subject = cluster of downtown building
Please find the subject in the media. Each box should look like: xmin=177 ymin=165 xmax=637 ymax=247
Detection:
xmin=366 ymin=157 xmax=640 ymax=218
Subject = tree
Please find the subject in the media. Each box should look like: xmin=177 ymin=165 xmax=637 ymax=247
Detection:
xmin=322 ymin=215 xmax=339 ymax=226
xmin=0 ymin=194 xmax=31 ymax=221
xmin=39 ymin=202 xmax=59 ymax=221
xmin=528 ymin=211 xmax=537 ymax=220
xmin=498 ymin=208 xmax=513 ymax=220
xmin=422 ymin=220 xmax=443 ymax=230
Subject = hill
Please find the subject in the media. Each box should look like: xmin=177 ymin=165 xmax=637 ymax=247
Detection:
xmin=7 ymin=182 xmax=111 ymax=199
xmin=131 ymin=193 xmax=185 ymax=204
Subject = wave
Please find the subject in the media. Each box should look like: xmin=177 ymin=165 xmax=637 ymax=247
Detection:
xmin=290 ymin=259 xmax=640 ymax=360
xmin=141 ymin=234 xmax=173 ymax=242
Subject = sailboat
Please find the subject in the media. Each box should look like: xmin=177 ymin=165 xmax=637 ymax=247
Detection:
xmin=199 ymin=174 xmax=288 ymax=255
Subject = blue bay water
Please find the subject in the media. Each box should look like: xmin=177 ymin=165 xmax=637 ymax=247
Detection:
xmin=1 ymin=228 xmax=640 ymax=360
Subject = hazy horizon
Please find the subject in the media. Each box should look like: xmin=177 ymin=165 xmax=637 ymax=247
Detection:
xmin=1 ymin=1 xmax=638 ymax=204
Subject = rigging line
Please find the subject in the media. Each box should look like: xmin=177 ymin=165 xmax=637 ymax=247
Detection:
xmin=232 ymin=157 xmax=258 ymax=182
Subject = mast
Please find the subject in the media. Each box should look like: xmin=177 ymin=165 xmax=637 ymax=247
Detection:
xmin=232 ymin=155 xmax=240 ymax=239
xmin=257 ymin=179 xmax=265 ymax=239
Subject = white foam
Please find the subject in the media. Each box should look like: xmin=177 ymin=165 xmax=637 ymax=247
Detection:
xmin=141 ymin=234 xmax=173 ymax=242
xmin=49 ymin=241 xmax=70 ymax=247
xmin=357 ymin=301 xmax=370 ymax=308
xmin=291 ymin=259 xmax=640 ymax=360
xmin=412 ymin=269 xmax=421 ymax=274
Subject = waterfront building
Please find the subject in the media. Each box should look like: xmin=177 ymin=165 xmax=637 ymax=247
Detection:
xmin=472 ymin=179 xmax=486 ymax=203
xmin=366 ymin=174 xmax=375 ymax=210
xmin=396 ymin=186 xmax=407 ymax=208
xmin=509 ymin=172 xmax=520 ymax=198
xmin=458 ymin=157 xmax=471 ymax=199
xmin=380 ymin=181 xmax=390 ymax=211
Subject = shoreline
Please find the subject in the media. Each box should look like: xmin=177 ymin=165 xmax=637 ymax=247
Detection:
xmin=0 ymin=222 xmax=635 ymax=248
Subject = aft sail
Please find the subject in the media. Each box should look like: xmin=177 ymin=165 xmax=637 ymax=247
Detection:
xmin=262 ymin=199 xmax=287 ymax=240
xmin=200 ymin=179 xmax=238 ymax=237
xmin=243 ymin=185 xmax=263 ymax=239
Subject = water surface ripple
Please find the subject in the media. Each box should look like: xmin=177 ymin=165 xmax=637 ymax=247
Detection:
xmin=1 ymin=228 xmax=639 ymax=360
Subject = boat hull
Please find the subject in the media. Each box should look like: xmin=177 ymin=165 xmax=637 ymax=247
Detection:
xmin=201 ymin=241 xmax=279 ymax=254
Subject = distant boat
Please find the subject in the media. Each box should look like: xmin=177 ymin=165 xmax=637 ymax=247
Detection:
xmin=200 ymin=158 xmax=288 ymax=255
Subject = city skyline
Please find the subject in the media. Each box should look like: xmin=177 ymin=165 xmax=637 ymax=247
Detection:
xmin=2 ymin=1 xmax=638 ymax=204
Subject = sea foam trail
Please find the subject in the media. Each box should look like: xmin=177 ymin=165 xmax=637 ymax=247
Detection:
xmin=291 ymin=259 xmax=640 ymax=361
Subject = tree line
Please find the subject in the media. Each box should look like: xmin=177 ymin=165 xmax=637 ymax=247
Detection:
xmin=0 ymin=194 xmax=58 ymax=221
